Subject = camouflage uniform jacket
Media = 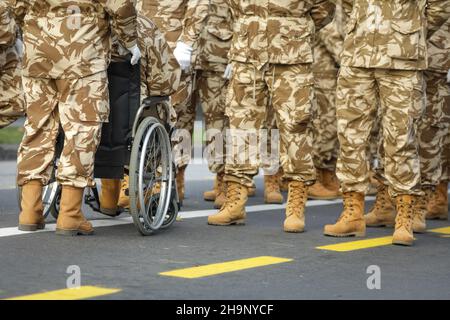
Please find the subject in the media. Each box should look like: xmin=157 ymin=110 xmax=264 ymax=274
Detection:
xmin=428 ymin=16 xmax=450 ymax=73
xmin=137 ymin=0 xmax=188 ymax=47
xmin=226 ymin=0 xmax=335 ymax=69
xmin=317 ymin=1 xmax=345 ymax=65
xmin=137 ymin=14 xmax=181 ymax=98
xmin=0 ymin=2 xmax=16 ymax=47
xmin=179 ymin=0 xmax=233 ymax=73
xmin=11 ymin=0 xmax=137 ymax=79
xmin=340 ymin=0 xmax=450 ymax=71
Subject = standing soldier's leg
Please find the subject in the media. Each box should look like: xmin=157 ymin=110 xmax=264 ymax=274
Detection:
xmin=55 ymin=71 xmax=109 ymax=236
xmin=310 ymin=73 xmax=340 ymax=199
xmin=208 ymin=62 xmax=268 ymax=226
xmin=172 ymin=72 xmax=196 ymax=201
xmin=271 ymin=64 xmax=316 ymax=233
xmin=17 ymin=77 xmax=60 ymax=231
xmin=198 ymin=71 xmax=229 ymax=208
xmin=262 ymin=106 xmax=284 ymax=204
xmin=0 ymin=49 xmax=24 ymax=129
xmin=378 ymin=69 xmax=423 ymax=246
xmin=426 ymin=74 xmax=450 ymax=221
xmin=324 ymin=66 xmax=378 ymax=237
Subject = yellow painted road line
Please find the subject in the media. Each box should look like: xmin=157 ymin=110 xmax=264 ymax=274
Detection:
xmin=428 ymin=226 xmax=450 ymax=235
xmin=316 ymin=236 xmax=393 ymax=252
xmin=5 ymin=286 xmax=121 ymax=300
xmin=160 ymin=256 xmax=293 ymax=279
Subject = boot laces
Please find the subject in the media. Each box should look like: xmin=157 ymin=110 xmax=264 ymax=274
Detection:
xmin=266 ymin=177 xmax=281 ymax=193
xmin=287 ymin=184 xmax=306 ymax=215
xmin=339 ymin=193 xmax=357 ymax=221
xmin=396 ymin=198 xmax=413 ymax=228
xmin=226 ymin=183 xmax=242 ymax=206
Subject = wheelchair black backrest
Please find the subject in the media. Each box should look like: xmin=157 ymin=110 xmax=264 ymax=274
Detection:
xmin=94 ymin=59 xmax=141 ymax=179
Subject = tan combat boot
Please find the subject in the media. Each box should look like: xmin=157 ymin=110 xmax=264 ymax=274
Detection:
xmin=323 ymin=192 xmax=366 ymax=237
xmin=392 ymin=195 xmax=416 ymax=246
xmin=214 ymin=181 xmax=227 ymax=209
xmin=56 ymin=186 xmax=94 ymax=236
xmin=264 ymin=174 xmax=284 ymax=204
xmin=283 ymin=181 xmax=307 ymax=233
xmin=367 ymin=171 xmax=380 ymax=196
xmin=203 ymin=172 xmax=224 ymax=202
xmin=117 ymin=175 xmax=130 ymax=209
xmin=248 ymin=182 xmax=256 ymax=197
xmin=426 ymin=181 xmax=448 ymax=220
xmin=176 ymin=166 xmax=186 ymax=202
xmin=321 ymin=169 xmax=341 ymax=197
xmin=100 ymin=179 xmax=121 ymax=216
xmin=208 ymin=181 xmax=247 ymax=226
xmin=364 ymin=184 xmax=396 ymax=227
xmin=308 ymin=168 xmax=340 ymax=200
xmin=412 ymin=188 xmax=432 ymax=233
xmin=18 ymin=180 xmax=45 ymax=231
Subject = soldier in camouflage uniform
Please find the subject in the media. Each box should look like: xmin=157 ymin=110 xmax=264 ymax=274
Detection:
xmin=421 ymin=16 xmax=450 ymax=222
xmin=324 ymin=0 xmax=450 ymax=246
xmin=175 ymin=0 xmax=233 ymax=209
xmin=207 ymin=0 xmax=335 ymax=233
xmin=137 ymin=0 xmax=196 ymax=202
xmin=13 ymin=0 xmax=138 ymax=236
xmin=309 ymin=2 xmax=344 ymax=200
xmin=100 ymin=13 xmax=182 ymax=214
xmin=0 ymin=3 xmax=24 ymax=129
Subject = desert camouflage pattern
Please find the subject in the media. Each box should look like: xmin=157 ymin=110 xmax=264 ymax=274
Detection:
xmin=227 ymin=0 xmax=335 ymax=69
xmin=0 ymin=5 xmax=24 ymax=129
xmin=180 ymin=0 xmax=233 ymax=73
xmin=224 ymin=62 xmax=316 ymax=187
xmin=137 ymin=0 xmax=197 ymax=168
xmin=137 ymin=15 xmax=181 ymax=127
xmin=311 ymin=7 xmax=343 ymax=170
xmin=11 ymin=0 xmax=137 ymax=79
xmin=418 ymin=72 xmax=450 ymax=186
xmin=339 ymin=0 xmax=450 ymax=71
xmin=197 ymin=70 xmax=229 ymax=174
xmin=428 ymin=17 xmax=450 ymax=73
xmin=336 ymin=66 xmax=424 ymax=197
xmin=17 ymin=72 xmax=109 ymax=188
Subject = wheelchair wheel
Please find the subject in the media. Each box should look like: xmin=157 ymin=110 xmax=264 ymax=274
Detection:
xmin=129 ymin=117 xmax=173 ymax=236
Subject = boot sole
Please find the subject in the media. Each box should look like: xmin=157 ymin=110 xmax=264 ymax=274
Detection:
xmin=324 ymin=231 xmax=366 ymax=237
xmin=100 ymin=207 xmax=121 ymax=217
xmin=308 ymin=195 xmax=340 ymax=200
xmin=18 ymin=224 xmax=45 ymax=231
xmin=208 ymin=219 xmax=246 ymax=226
xmin=425 ymin=216 xmax=448 ymax=221
xmin=392 ymin=240 xmax=413 ymax=246
xmin=264 ymin=198 xmax=284 ymax=204
xmin=56 ymin=228 xmax=94 ymax=236
xmin=204 ymin=196 xmax=216 ymax=202
xmin=284 ymin=228 xmax=305 ymax=233
xmin=413 ymin=228 xmax=426 ymax=234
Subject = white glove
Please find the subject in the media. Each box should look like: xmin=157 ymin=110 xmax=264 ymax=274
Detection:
xmin=173 ymin=41 xmax=193 ymax=71
xmin=15 ymin=38 xmax=24 ymax=58
xmin=127 ymin=44 xmax=141 ymax=65
xmin=223 ymin=63 xmax=233 ymax=80
xmin=447 ymin=69 xmax=450 ymax=83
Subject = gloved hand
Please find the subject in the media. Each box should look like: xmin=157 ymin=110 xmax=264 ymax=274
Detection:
xmin=15 ymin=38 xmax=23 ymax=58
xmin=173 ymin=41 xmax=193 ymax=71
xmin=223 ymin=63 xmax=233 ymax=80
xmin=127 ymin=44 xmax=141 ymax=65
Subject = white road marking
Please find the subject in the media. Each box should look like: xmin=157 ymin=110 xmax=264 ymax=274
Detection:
xmin=0 ymin=197 xmax=373 ymax=238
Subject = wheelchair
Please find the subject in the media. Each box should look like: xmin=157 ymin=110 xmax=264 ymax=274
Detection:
xmin=17 ymin=58 xmax=180 ymax=236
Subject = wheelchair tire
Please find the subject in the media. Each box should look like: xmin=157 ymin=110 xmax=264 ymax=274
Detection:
xmin=129 ymin=117 xmax=173 ymax=236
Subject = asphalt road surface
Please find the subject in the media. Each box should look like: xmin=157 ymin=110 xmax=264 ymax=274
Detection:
xmin=0 ymin=159 xmax=449 ymax=300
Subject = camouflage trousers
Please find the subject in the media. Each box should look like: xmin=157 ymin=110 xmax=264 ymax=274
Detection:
xmin=417 ymin=70 xmax=450 ymax=186
xmin=17 ymin=71 xmax=109 ymax=188
xmin=224 ymin=62 xmax=316 ymax=188
xmin=336 ymin=66 xmax=423 ymax=197
xmin=312 ymin=72 xmax=338 ymax=170
xmin=171 ymin=70 xmax=196 ymax=169
xmin=0 ymin=47 xmax=24 ymax=128
xmin=196 ymin=70 xmax=229 ymax=174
